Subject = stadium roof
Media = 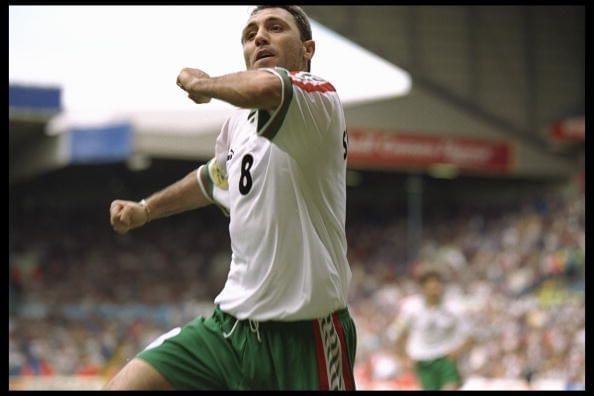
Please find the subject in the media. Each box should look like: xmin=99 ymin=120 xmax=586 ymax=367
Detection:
xmin=10 ymin=6 xmax=411 ymax=135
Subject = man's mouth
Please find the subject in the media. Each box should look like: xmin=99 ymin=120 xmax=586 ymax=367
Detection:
xmin=255 ymin=50 xmax=275 ymax=62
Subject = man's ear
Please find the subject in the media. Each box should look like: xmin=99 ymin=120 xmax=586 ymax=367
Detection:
xmin=303 ymin=40 xmax=315 ymax=62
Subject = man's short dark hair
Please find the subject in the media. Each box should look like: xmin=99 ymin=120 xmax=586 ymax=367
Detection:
xmin=250 ymin=5 xmax=313 ymax=72
xmin=251 ymin=5 xmax=312 ymax=42
xmin=418 ymin=268 xmax=445 ymax=285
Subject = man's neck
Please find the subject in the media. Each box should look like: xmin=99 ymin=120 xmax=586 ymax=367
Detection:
xmin=425 ymin=296 xmax=442 ymax=307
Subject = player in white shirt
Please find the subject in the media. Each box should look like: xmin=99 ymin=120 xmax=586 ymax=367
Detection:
xmin=389 ymin=267 xmax=473 ymax=390
xmin=106 ymin=5 xmax=355 ymax=390
xmin=199 ymin=65 xmax=350 ymax=322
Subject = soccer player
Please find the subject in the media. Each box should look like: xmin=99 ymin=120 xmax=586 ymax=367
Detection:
xmin=105 ymin=5 xmax=356 ymax=390
xmin=389 ymin=266 xmax=472 ymax=390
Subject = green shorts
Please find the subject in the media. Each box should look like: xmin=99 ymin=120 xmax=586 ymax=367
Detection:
xmin=415 ymin=356 xmax=462 ymax=390
xmin=137 ymin=305 xmax=357 ymax=390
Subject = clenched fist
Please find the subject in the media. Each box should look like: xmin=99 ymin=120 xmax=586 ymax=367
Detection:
xmin=110 ymin=200 xmax=150 ymax=234
xmin=176 ymin=68 xmax=212 ymax=104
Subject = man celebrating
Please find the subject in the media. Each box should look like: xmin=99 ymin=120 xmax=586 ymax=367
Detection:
xmin=106 ymin=6 xmax=356 ymax=390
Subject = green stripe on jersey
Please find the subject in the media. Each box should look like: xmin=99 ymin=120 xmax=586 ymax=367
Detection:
xmin=199 ymin=162 xmax=214 ymax=201
xmin=257 ymin=68 xmax=293 ymax=140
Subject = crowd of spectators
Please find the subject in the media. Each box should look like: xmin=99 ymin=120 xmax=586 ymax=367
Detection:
xmin=9 ymin=176 xmax=585 ymax=389
xmin=348 ymin=184 xmax=585 ymax=390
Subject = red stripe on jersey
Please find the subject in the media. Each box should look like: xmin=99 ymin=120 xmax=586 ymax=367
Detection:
xmin=291 ymin=78 xmax=336 ymax=93
xmin=332 ymin=313 xmax=355 ymax=390
xmin=312 ymin=320 xmax=330 ymax=390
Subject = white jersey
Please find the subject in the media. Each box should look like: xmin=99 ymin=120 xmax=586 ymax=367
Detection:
xmin=395 ymin=294 xmax=469 ymax=361
xmin=196 ymin=67 xmax=351 ymax=321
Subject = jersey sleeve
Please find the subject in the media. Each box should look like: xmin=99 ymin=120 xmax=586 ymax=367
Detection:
xmin=196 ymin=159 xmax=230 ymax=217
xmin=195 ymin=119 xmax=231 ymax=217
xmin=286 ymin=68 xmax=340 ymax=133
xmin=257 ymin=67 xmax=341 ymax=141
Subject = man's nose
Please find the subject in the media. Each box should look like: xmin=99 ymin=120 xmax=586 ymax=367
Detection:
xmin=254 ymin=28 xmax=270 ymax=46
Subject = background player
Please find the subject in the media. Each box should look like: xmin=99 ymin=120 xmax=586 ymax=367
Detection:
xmin=389 ymin=266 xmax=473 ymax=390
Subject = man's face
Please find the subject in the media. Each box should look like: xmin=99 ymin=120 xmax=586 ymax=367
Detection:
xmin=422 ymin=276 xmax=444 ymax=302
xmin=242 ymin=7 xmax=314 ymax=71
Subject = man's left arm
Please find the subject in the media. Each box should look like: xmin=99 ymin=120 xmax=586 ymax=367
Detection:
xmin=177 ymin=68 xmax=282 ymax=111
xmin=448 ymin=336 xmax=473 ymax=361
xmin=448 ymin=303 xmax=475 ymax=361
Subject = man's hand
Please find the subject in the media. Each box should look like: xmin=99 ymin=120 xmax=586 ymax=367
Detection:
xmin=177 ymin=68 xmax=212 ymax=104
xmin=110 ymin=200 xmax=149 ymax=234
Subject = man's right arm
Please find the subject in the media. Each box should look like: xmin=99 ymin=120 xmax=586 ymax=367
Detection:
xmin=110 ymin=169 xmax=211 ymax=234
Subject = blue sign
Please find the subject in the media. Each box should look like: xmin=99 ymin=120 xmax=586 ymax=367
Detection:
xmin=69 ymin=122 xmax=132 ymax=164
xmin=9 ymin=85 xmax=61 ymax=111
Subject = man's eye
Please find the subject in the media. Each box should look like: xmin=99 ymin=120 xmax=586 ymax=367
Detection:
xmin=271 ymin=24 xmax=282 ymax=32
xmin=245 ymin=31 xmax=256 ymax=41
